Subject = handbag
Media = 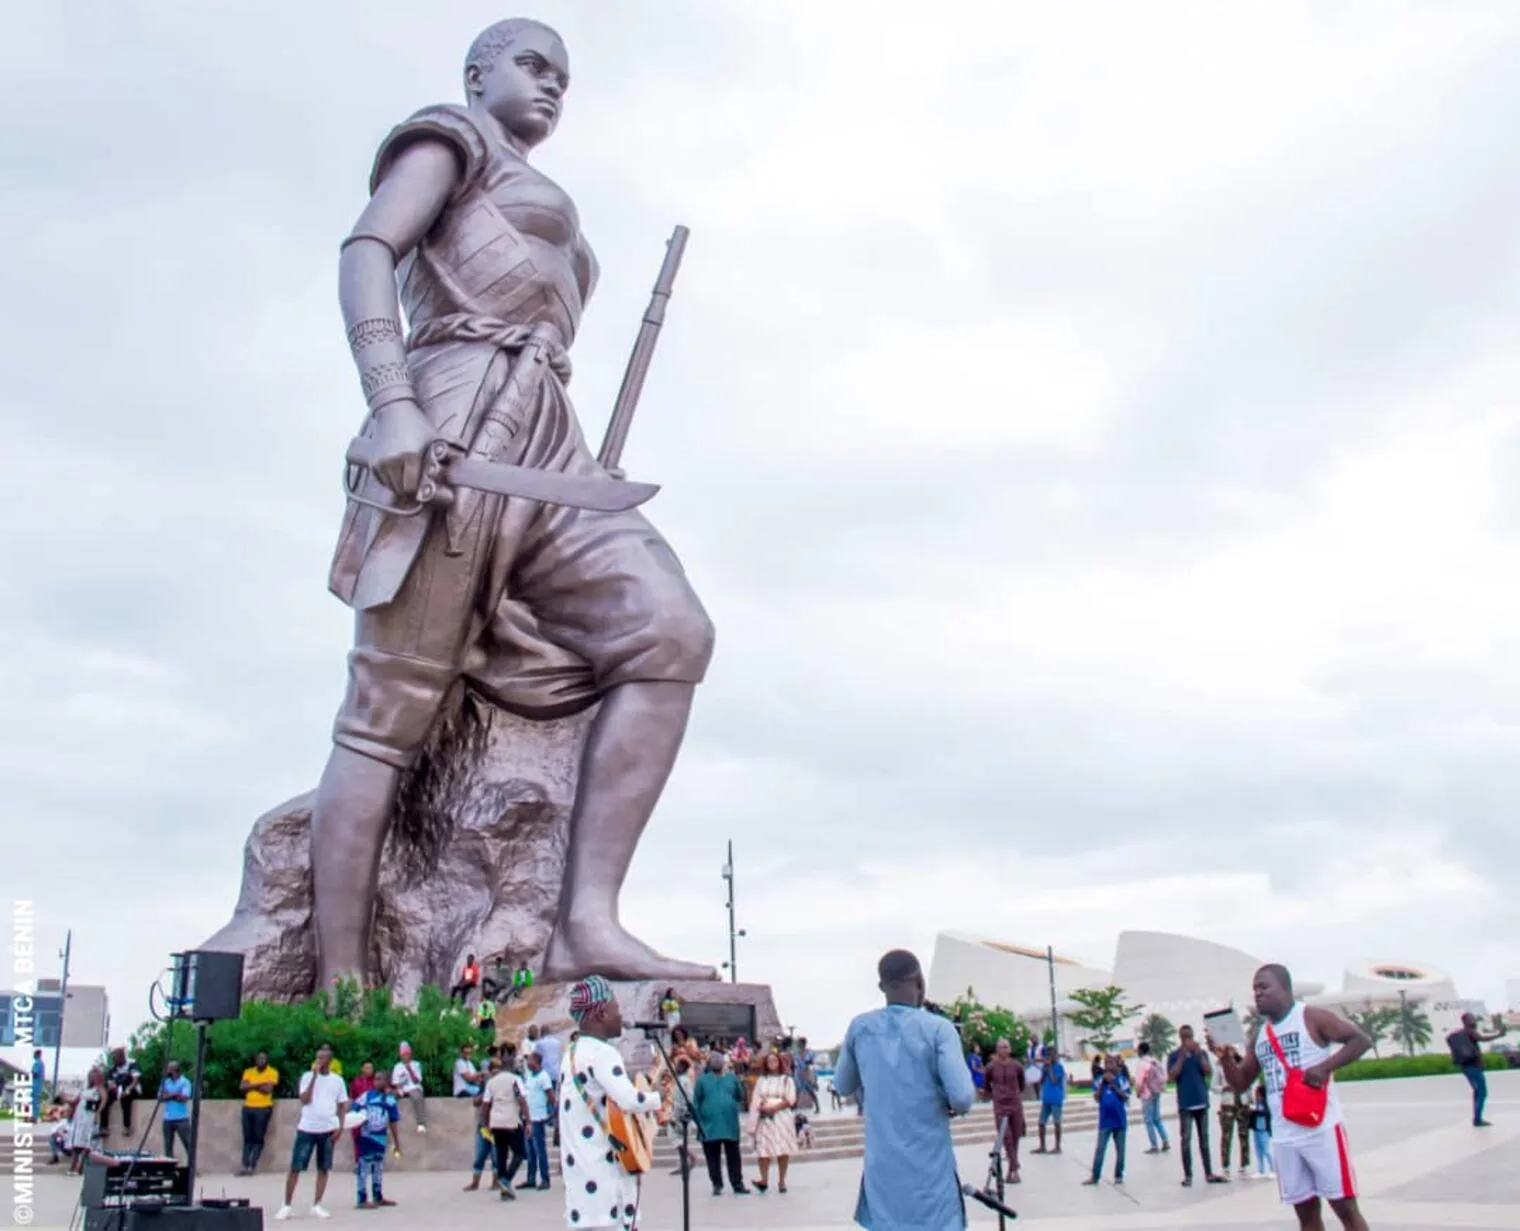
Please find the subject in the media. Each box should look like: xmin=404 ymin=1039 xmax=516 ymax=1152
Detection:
xmin=1264 ymin=1023 xmax=1328 ymax=1128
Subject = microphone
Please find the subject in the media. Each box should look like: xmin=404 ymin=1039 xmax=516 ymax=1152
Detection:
xmin=630 ymin=1021 xmax=671 ymax=1032
xmin=963 ymin=1184 xmax=1018 ymax=1220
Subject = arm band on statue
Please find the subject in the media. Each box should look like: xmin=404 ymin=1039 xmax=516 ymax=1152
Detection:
xmin=361 ymin=360 xmax=415 ymax=409
xmin=340 ymin=231 xmax=400 ymax=263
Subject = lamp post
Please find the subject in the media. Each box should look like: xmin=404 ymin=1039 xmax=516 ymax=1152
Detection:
xmin=721 ymin=840 xmax=745 ymax=983
xmin=51 ymin=930 xmax=71 ymax=1091
xmin=1046 ymin=944 xmax=1060 ymax=1054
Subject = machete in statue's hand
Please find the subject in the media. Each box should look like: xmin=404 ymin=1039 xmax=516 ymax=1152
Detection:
xmin=343 ymin=436 xmax=659 ymax=516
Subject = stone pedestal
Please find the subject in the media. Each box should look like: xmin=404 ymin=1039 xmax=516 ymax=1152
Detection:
xmin=202 ymin=698 xmax=597 ymax=1003
xmin=497 ymin=980 xmax=783 ymax=1065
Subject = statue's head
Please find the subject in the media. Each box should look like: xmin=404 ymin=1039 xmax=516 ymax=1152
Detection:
xmin=464 ymin=18 xmax=569 ymax=151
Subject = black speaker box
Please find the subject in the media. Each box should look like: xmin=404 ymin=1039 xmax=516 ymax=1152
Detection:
xmin=85 ymin=1203 xmax=261 ymax=1231
xmin=175 ymin=951 xmax=244 ymax=1021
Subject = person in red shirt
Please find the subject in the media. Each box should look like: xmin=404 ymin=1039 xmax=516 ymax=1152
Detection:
xmin=983 ymin=1038 xmax=1027 ymax=1183
xmin=349 ymin=1062 xmax=377 ymax=1161
xmin=451 ymin=954 xmax=482 ymax=1003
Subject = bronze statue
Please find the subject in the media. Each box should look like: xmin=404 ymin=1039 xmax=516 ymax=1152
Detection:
xmin=315 ymin=17 xmax=717 ymax=990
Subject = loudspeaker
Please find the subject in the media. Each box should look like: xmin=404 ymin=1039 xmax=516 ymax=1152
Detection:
xmin=171 ymin=951 xmax=244 ymax=1022
xmin=85 ymin=1203 xmax=261 ymax=1231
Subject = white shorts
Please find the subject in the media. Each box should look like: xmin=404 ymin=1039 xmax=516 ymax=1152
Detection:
xmin=1275 ymin=1122 xmax=1358 ymax=1207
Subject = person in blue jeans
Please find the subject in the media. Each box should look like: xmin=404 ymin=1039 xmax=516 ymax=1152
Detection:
xmin=1033 ymin=1051 xmax=1067 ymax=1154
xmin=517 ymin=1051 xmax=555 ymax=1190
xmin=1249 ymin=1083 xmax=1274 ymax=1178
xmin=1133 ymin=1042 xmax=1170 ymax=1153
xmin=1082 ymin=1054 xmax=1130 ymax=1186
xmin=1447 ymin=1012 xmax=1505 ymax=1127
xmin=352 ymin=1071 xmax=401 ymax=1207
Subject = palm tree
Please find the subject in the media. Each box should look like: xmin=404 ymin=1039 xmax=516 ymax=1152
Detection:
xmin=1343 ymin=1004 xmax=1398 ymax=1058
xmin=1138 ymin=1013 xmax=1176 ymax=1058
xmin=1393 ymin=994 xmax=1433 ymax=1056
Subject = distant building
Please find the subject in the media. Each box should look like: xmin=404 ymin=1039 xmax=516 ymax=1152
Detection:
xmin=0 ymin=978 xmax=110 ymax=1051
xmin=928 ymin=930 xmax=1485 ymax=1060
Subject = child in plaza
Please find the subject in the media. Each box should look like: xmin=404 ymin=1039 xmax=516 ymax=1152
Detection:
xmin=352 ymin=1071 xmax=402 ymax=1208
xmin=1082 ymin=1054 xmax=1131 ymax=1186
xmin=1250 ymin=1082 xmax=1275 ymax=1179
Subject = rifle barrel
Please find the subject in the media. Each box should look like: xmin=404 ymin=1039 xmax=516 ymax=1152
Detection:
xmin=597 ymin=225 xmax=690 ymax=471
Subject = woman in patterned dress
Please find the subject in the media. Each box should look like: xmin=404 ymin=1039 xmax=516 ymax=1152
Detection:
xmin=68 ymin=1067 xmax=106 ymax=1174
xmin=748 ymin=1051 xmax=798 ymax=1194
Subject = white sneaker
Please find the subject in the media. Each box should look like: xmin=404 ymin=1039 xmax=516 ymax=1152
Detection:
xmin=417 ymin=1125 xmax=427 ymax=1134
xmin=274 ymin=1207 xmax=292 ymax=1221
xmin=310 ymin=1205 xmax=331 ymax=1219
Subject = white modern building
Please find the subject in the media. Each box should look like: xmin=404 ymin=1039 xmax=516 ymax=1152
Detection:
xmin=928 ymin=931 xmax=1487 ymax=1059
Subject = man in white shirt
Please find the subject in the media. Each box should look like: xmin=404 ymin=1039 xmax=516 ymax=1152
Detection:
xmin=276 ymin=1044 xmax=348 ymax=1221
xmin=390 ymin=1042 xmax=427 ymax=1133
xmin=558 ymin=976 xmax=662 ymax=1231
xmin=454 ymin=1043 xmax=484 ymax=1097
xmin=481 ymin=1062 xmax=530 ymax=1200
xmin=518 ymin=1051 xmax=556 ymax=1191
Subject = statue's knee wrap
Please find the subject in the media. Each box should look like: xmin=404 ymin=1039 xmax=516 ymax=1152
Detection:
xmin=332 ymin=647 xmax=458 ymax=769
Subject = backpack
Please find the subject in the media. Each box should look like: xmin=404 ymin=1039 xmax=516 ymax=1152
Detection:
xmin=1447 ymin=1030 xmax=1479 ymax=1069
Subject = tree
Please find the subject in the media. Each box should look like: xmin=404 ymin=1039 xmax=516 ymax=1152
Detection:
xmin=1137 ymin=1013 xmax=1176 ymax=1058
xmin=949 ymin=987 xmax=1032 ymax=1059
xmin=129 ymin=979 xmax=479 ymax=1099
xmin=1067 ymin=986 xmax=1143 ymax=1054
xmin=1393 ymin=996 xmax=1433 ymax=1057
xmin=1342 ymin=1004 xmax=1399 ymax=1059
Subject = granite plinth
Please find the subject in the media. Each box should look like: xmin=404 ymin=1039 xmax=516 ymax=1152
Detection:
xmin=202 ymin=701 xmax=596 ymax=1003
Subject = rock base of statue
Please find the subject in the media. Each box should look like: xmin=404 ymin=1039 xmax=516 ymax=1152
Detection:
xmin=203 ymin=693 xmax=635 ymax=1003
xmin=498 ymin=980 xmax=783 ymax=1064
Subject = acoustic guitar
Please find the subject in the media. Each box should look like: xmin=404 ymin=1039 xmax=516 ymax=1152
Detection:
xmin=569 ymin=1046 xmax=657 ymax=1176
xmin=606 ymin=1072 xmax=657 ymax=1175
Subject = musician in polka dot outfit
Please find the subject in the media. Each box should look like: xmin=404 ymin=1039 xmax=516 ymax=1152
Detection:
xmin=558 ymin=975 xmax=660 ymax=1229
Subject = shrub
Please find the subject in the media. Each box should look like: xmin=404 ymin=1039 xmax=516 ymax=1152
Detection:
xmin=1334 ymin=1052 xmax=1507 ymax=1083
xmin=128 ymin=981 xmax=484 ymax=1099
xmin=949 ymin=988 xmax=1032 ymax=1059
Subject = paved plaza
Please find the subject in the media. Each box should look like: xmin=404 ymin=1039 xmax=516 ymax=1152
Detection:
xmin=20 ymin=1072 xmax=1517 ymax=1230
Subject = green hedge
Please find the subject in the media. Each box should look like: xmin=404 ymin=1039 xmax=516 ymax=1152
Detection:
xmin=1335 ymin=1052 xmax=1508 ymax=1082
xmin=128 ymin=981 xmax=485 ymax=1100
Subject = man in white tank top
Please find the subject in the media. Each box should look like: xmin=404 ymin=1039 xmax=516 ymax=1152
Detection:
xmin=1213 ymin=965 xmax=1373 ymax=1231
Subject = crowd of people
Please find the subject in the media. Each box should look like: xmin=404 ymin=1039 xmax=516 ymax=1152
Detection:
xmin=838 ymin=951 xmax=1382 ymax=1231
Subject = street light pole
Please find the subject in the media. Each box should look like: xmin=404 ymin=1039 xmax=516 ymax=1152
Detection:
xmin=1046 ymin=945 xmax=1060 ymax=1054
xmin=51 ymin=929 xmax=71 ymax=1090
xmin=721 ymin=840 xmax=744 ymax=984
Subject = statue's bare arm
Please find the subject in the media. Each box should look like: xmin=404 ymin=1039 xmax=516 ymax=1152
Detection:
xmin=339 ymin=139 xmax=463 ymax=496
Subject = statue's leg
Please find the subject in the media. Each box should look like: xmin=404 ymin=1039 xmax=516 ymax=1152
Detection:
xmin=310 ymin=745 xmax=403 ymax=989
xmin=542 ymin=680 xmax=718 ymax=982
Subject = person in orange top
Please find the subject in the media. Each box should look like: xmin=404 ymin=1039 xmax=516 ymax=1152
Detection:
xmin=451 ymin=954 xmax=482 ymax=1003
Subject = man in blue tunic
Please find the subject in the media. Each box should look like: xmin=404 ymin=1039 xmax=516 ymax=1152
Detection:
xmin=834 ymin=950 xmax=978 ymax=1231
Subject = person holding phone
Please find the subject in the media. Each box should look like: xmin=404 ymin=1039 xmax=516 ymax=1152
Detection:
xmin=276 ymin=1043 xmax=349 ymax=1221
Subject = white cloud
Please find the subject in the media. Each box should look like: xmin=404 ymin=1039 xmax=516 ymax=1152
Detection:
xmin=2 ymin=0 xmax=1519 ymax=1061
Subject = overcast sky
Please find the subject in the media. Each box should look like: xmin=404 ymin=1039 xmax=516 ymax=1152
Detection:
xmin=3 ymin=0 xmax=1519 ymax=1059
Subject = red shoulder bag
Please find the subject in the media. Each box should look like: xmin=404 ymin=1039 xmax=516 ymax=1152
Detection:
xmin=1265 ymin=1023 xmax=1328 ymax=1128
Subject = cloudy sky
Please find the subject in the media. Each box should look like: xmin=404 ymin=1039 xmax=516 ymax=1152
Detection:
xmin=4 ymin=0 xmax=1519 ymax=1058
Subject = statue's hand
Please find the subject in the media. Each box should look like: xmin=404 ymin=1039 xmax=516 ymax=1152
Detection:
xmin=368 ymin=400 xmax=434 ymax=496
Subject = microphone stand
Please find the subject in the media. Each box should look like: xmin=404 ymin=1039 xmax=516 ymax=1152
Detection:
xmin=640 ymin=1025 xmax=707 ymax=1231
xmin=961 ymin=1112 xmax=1017 ymax=1227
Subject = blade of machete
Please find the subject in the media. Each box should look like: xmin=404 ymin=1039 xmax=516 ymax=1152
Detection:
xmin=446 ymin=456 xmax=659 ymax=512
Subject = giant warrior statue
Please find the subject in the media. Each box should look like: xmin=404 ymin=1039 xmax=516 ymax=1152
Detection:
xmin=306 ymin=16 xmax=718 ymax=988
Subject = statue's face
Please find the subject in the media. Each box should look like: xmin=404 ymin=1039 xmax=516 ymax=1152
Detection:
xmin=470 ymin=25 xmax=570 ymax=149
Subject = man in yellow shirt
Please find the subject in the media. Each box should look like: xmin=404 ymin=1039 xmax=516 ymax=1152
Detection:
xmin=239 ymin=1050 xmax=280 ymax=1175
